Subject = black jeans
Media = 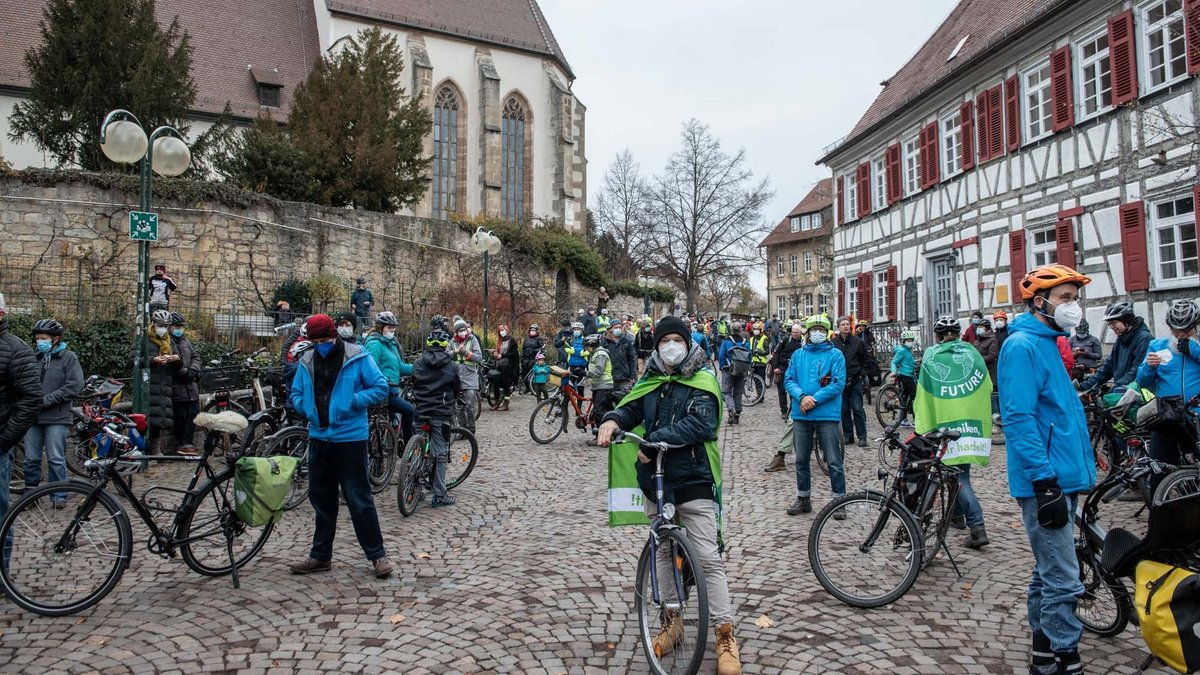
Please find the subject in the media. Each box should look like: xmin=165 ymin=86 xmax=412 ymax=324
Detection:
xmin=841 ymin=377 xmax=867 ymax=441
xmin=172 ymin=399 xmax=199 ymax=449
xmin=307 ymin=439 xmax=387 ymax=562
xmin=897 ymin=374 xmax=917 ymax=420
xmin=1149 ymin=423 xmax=1199 ymax=493
xmin=776 ymin=375 xmax=790 ymax=416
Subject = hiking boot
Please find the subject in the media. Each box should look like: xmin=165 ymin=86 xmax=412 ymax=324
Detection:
xmin=651 ymin=609 xmax=683 ymax=657
xmin=499 ymin=399 xmax=510 ymax=411
xmin=964 ymin=525 xmax=989 ymax=549
xmin=714 ymin=623 xmax=742 ymax=675
xmin=372 ymin=557 xmax=394 ymax=578
xmin=786 ymin=496 xmax=811 ymax=516
xmin=949 ymin=513 xmax=967 ymax=530
xmin=857 ymin=439 xmax=869 ymax=448
xmin=763 ymin=454 xmax=786 ymax=473
xmin=431 ymin=494 xmax=457 ymax=508
xmin=289 ymin=558 xmax=332 ymax=575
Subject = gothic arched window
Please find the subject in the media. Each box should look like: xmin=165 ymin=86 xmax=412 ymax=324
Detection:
xmin=501 ymin=96 xmax=529 ymax=221
xmin=432 ymin=85 xmax=461 ymax=219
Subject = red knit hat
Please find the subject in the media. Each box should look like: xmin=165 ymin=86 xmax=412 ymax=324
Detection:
xmin=306 ymin=314 xmax=336 ymax=340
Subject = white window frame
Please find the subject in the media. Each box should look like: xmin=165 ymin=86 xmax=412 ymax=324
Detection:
xmin=790 ymin=216 xmax=800 ymax=233
xmin=875 ymin=270 xmax=889 ymax=322
xmin=790 ymin=253 xmax=798 ymax=275
xmin=776 ymin=256 xmax=784 ymax=277
xmin=1029 ymin=225 xmax=1058 ymax=268
xmin=847 ymin=276 xmax=859 ymax=318
xmin=844 ymin=171 xmax=858 ymax=221
xmin=940 ymin=108 xmax=963 ymax=179
xmin=777 ymin=295 xmax=787 ymax=316
xmin=902 ymin=135 xmax=920 ymax=196
xmin=803 ymin=293 xmax=814 ymax=316
xmin=1022 ymin=58 xmax=1053 ymax=144
xmin=1149 ymin=193 xmax=1198 ymax=288
xmin=1139 ymin=0 xmax=1188 ymax=94
xmin=872 ymin=155 xmax=887 ymax=211
xmin=803 ymin=251 xmax=813 ymax=273
xmin=812 ymin=212 xmax=823 ymax=229
xmin=1075 ymin=26 xmax=1113 ymax=122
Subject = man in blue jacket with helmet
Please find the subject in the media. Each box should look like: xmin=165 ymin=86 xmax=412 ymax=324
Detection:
xmin=783 ymin=315 xmax=846 ymax=516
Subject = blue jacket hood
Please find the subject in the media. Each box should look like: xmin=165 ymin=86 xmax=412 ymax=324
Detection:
xmin=290 ymin=341 xmax=389 ymax=442
xmin=783 ymin=340 xmax=846 ymax=422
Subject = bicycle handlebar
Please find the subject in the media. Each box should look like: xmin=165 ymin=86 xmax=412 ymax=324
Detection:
xmin=612 ymin=430 xmax=687 ymax=451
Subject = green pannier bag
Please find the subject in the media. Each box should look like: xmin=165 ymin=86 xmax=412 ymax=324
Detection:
xmin=233 ymin=455 xmax=299 ymax=526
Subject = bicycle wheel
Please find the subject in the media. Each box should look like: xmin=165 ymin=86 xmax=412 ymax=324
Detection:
xmin=264 ymin=427 xmax=311 ymax=511
xmin=179 ymin=467 xmax=275 ymax=576
xmin=446 ymin=427 xmax=479 ymax=490
xmin=1075 ymin=546 xmax=1130 ymax=637
xmin=808 ymin=490 xmax=922 ymax=608
xmin=815 ymin=432 xmax=831 ymax=477
xmin=741 ymin=374 xmax=765 ymax=408
xmin=1154 ymin=467 xmax=1200 ymax=504
xmin=634 ymin=527 xmax=708 ymax=675
xmin=0 ymin=481 xmax=132 ymax=616
xmin=66 ymin=435 xmax=95 ymax=478
xmin=396 ymin=434 xmax=427 ymax=517
xmin=367 ymin=418 xmax=397 ymax=493
xmin=916 ymin=478 xmax=952 ymax=570
xmin=240 ymin=413 xmax=281 ymax=457
xmin=875 ymin=384 xmax=903 ymax=427
xmin=529 ymin=396 xmax=568 ymax=444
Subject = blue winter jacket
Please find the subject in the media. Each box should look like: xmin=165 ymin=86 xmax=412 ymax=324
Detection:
xmin=363 ymin=333 xmax=412 ymax=387
xmin=1135 ymin=337 xmax=1200 ymax=404
xmin=890 ymin=344 xmax=916 ymax=377
xmin=290 ymin=342 xmax=389 ymax=443
xmin=717 ymin=336 xmax=748 ymax=370
xmin=999 ymin=312 xmax=1094 ymax=498
xmin=784 ymin=341 xmax=846 ymax=422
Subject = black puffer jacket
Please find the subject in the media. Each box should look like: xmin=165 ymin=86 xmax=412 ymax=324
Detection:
xmin=0 ymin=319 xmax=42 ymax=451
xmin=603 ymin=335 xmax=638 ymax=384
xmin=604 ymin=344 xmax=720 ymax=506
xmin=128 ymin=332 xmax=175 ymax=429
xmin=770 ymin=336 xmax=804 ymax=372
xmin=169 ymin=335 xmax=201 ymax=402
xmin=410 ymin=346 xmax=462 ymax=419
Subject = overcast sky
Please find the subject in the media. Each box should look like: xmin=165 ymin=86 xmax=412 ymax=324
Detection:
xmin=539 ymin=0 xmax=960 ymax=292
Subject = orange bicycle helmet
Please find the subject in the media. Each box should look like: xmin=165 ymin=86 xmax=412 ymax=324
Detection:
xmin=1017 ymin=264 xmax=1091 ymax=301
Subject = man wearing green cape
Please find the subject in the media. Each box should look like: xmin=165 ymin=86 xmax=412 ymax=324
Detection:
xmin=914 ymin=316 xmax=993 ymax=549
xmin=598 ymin=316 xmax=741 ymax=675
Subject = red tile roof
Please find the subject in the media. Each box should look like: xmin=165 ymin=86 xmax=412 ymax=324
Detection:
xmin=823 ymin=0 xmax=1071 ymax=163
xmin=0 ymin=0 xmax=320 ymax=120
xmin=327 ymin=0 xmax=574 ymax=79
xmin=759 ymin=179 xmax=833 ymax=248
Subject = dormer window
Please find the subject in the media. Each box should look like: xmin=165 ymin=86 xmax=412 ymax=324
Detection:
xmin=250 ymin=67 xmax=285 ymax=108
xmin=946 ymin=35 xmax=970 ymax=61
xmin=257 ymin=83 xmax=282 ymax=108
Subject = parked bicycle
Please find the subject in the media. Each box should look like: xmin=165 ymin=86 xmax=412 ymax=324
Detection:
xmin=0 ymin=411 xmax=273 ymax=616
xmin=740 ymin=371 xmax=766 ymax=408
xmin=258 ymin=424 xmax=311 ymax=511
xmin=809 ymin=421 xmax=963 ymax=608
xmin=395 ymin=423 xmax=479 ymax=516
xmin=529 ymin=368 xmax=597 ymax=444
xmin=65 ymin=375 xmax=135 ymax=478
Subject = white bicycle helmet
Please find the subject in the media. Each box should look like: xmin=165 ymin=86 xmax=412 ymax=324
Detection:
xmin=151 ymin=309 xmax=172 ymax=325
xmin=1166 ymin=299 xmax=1199 ymax=330
xmin=289 ymin=340 xmax=312 ymax=359
xmin=375 ymin=311 xmax=398 ymax=326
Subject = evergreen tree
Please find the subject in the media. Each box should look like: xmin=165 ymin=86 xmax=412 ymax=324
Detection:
xmin=214 ymin=115 xmax=319 ymax=202
xmin=288 ymin=27 xmax=432 ymax=211
xmin=7 ymin=0 xmax=196 ymax=170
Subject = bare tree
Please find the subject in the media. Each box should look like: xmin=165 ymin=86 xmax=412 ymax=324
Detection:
xmin=594 ymin=149 xmax=650 ymax=267
xmin=700 ymin=267 xmax=748 ymax=318
xmin=643 ymin=120 xmax=774 ymax=312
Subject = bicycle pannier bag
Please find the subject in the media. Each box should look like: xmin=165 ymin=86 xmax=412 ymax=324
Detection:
xmin=1134 ymin=560 xmax=1200 ymax=673
xmin=727 ymin=344 xmax=752 ymax=376
xmin=234 ymin=455 xmax=299 ymax=526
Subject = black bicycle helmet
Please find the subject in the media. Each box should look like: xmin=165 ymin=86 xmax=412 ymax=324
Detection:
xmin=32 ymin=319 xmax=65 ymax=336
xmin=1166 ymin=299 xmax=1199 ymax=330
xmin=1102 ymin=300 xmax=1136 ymax=324
xmin=933 ymin=316 xmax=961 ymax=336
xmin=375 ymin=311 xmax=398 ymax=326
xmin=168 ymin=312 xmax=186 ymax=326
xmin=430 ymin=314 xmax=446 ymax=331
xmin=335 ymin=313 xmax=357 ymax=326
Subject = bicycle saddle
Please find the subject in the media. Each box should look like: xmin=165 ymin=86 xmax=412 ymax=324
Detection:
xmin=193 ymin=411 xmax=249 ymax=433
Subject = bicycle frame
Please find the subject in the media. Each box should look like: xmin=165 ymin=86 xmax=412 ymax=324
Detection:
xmin=557 ymin=381 xmax=594 ymax=424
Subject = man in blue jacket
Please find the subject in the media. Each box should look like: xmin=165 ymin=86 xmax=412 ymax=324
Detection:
xmin=999 ymin=264 xmax=1094 ymax=675
xmin=1134 ymin=299 xmax=1200 ymax=485
xmin=288 ymin=314 xmax=392 ymax=579
xmin=1077 ymin=300 xmax=1152 ymax=391
xmin=784 ymin=315 xmax=846 ymax=515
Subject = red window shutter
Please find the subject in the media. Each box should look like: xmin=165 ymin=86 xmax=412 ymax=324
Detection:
xmin=987 ymin=85 xmax=1005 ymax=158
xmin=857 ymin=162 xmax=872 ymax=216
xmin=1004 ymin=76 xmax=1020 ymax=152
xmin=1118 ymin=201 xmax=1149 ymax=291
xmin=1054 ymin=218 xmax=1076 ymax=266
xmin=857 ymin=272 xmax=872 ymax=323
xmin=886 ymin=265 xmax=898 ymax=321
xmin=1050 ymin=46 xmax=1075 ymax=132
xmin=885 ymin=143 xmax=902 ymax=204
xmin=1109 ymin=11 xmax=1139 ymax=106
xmin=1186 ymin=0 xmax=1200 ymax=75
xmin=919 ymin=122 xmax=939 ymax=189
xmin=837 ymin=277 xmax=846 ymax=316
xmin=835 ymin=176 xmax=845 ymax=225
xmin=959 ymin=101 xmax=975 ymax=171
xmin=975 ymin=91 xmax=990 ymax=162
xmin=1009 ymin=230 xmax=1027 ymax=290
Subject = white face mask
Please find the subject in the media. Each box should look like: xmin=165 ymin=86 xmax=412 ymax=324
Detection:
xmin=808 ymin=330 xmax=828 ymax=344
xmin=903 ymin=340 xmax=914 ymax=348
xmin=154 ymin=326 xmax=168 ymax=337
xmin=337 ymin=326 xmax=354 ymax=339
xmin=1044 ymin=298 xmax=1084 ymax=330
xmin=612 ymin=328 xmax=623 ymax=338
xmin=658 ymin=341 xmax=687 ymax=367
xmin=383 ymin=327 xmax=396 ymax=339
xmin=500 ymin=330 xmax=508 ymax=338
xmin=995 ymin=320 xmax=1006 ymax=329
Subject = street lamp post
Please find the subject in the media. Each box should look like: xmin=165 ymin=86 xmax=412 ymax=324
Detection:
xmin=99 ymin=109 xmax=191 ymax=415
xmin=469 ymin=227 xmax=502 ymax=349
xmin=637 ymin=275 xmax=651 ymax=318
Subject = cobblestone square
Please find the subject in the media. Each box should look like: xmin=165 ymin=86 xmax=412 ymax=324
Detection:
xmin=0 ymin=392 xmax=1169 ymax=673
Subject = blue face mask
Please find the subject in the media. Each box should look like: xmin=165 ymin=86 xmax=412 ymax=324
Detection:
xmin=171 ymin=329 xmax=184 ymax=338
xmin=36 ymin=339 xmax=53 ymax=354
xmin=315 ymin=341 xmax=335 ymax=357
xmin=573 ymin=331 xmax=582 ymax=338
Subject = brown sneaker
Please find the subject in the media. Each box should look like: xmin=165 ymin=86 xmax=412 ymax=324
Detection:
xmin=651 ymin=609 xmax=683 ymax=657
xmin=715 ymin=623 xmax=742 ymax=675
xmin=372 ymin=557 xmax=394 ymax=578
xmin=763 ymin=455 xmax=786 ymax=473
xmin=289 ymin=558 xmax=331 ymax=575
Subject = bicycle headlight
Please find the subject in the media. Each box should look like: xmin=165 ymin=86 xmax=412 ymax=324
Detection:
xmin=662 ymin=503 xmax=676 ymax=521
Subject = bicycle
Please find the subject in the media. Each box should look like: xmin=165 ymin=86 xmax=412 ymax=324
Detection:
xmin=1145 ymin=392 xmax=1200 ymax=504
xmin=0 ymin=410 xmax=274 ymax=616
xmin=529 ymin=370 xmax=596 ymax=444
xmin=65 ymin=375 xmax=131 ymax=478
xmin=809 ymin=422 xmax=963 ymax=608
xmin=740 ymin=371 xmax=766 ymax=408
xmin=612 ymin=430 xmax=708 ymax=675
xmin=396 ymin=423 xmax=479 ymax=516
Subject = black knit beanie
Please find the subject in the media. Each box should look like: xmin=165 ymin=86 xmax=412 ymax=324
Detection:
xmin=653 ymin=316 xmax=692 ymax=348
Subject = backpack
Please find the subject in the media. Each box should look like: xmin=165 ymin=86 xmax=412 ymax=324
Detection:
xmin=728 ymin=342 xmax=752 ymax=376
xmin=1135 ymin=560 xmax=1200 ymax=673
xmin=233 ymin=455 xmax=299 ymax=526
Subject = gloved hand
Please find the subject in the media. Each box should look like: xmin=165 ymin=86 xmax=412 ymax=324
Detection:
xmin=1032 ymin=478 xmax=1068 ymax=529
xmin=1181 ymin=337 xmax=1194 ymax=358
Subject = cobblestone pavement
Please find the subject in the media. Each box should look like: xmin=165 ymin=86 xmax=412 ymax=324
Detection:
xmin=0 ymin=389 xmax=1169 ymax=674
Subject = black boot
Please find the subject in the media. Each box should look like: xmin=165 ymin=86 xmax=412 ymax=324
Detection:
xmin=1029 ymin=632 xmax=1055 ymax=675
xmin=1056 ymin=650 xmax=1082 ymax=675
xmin=964 ymin=525 xmax=989 ymax=549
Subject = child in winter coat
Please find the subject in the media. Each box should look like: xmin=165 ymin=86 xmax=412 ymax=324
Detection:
xmin=531 ymin=353 xmax=551 ymax=401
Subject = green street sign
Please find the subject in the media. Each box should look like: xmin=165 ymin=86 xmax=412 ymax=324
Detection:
xmin=129 ymin=211 xmax=158 ymax=241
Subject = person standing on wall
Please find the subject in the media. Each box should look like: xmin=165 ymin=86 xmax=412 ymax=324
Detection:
xmin=350 ymin=277 xmax=373 ymax=331
xmin=147 ymin=263 xmax=177 ymax=313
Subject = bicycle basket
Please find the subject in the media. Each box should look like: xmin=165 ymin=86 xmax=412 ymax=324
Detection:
xmin=263 ymin=366 xmax=288 ymax=388
xmin=200 ymin=367 xmax=242 ymax=392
